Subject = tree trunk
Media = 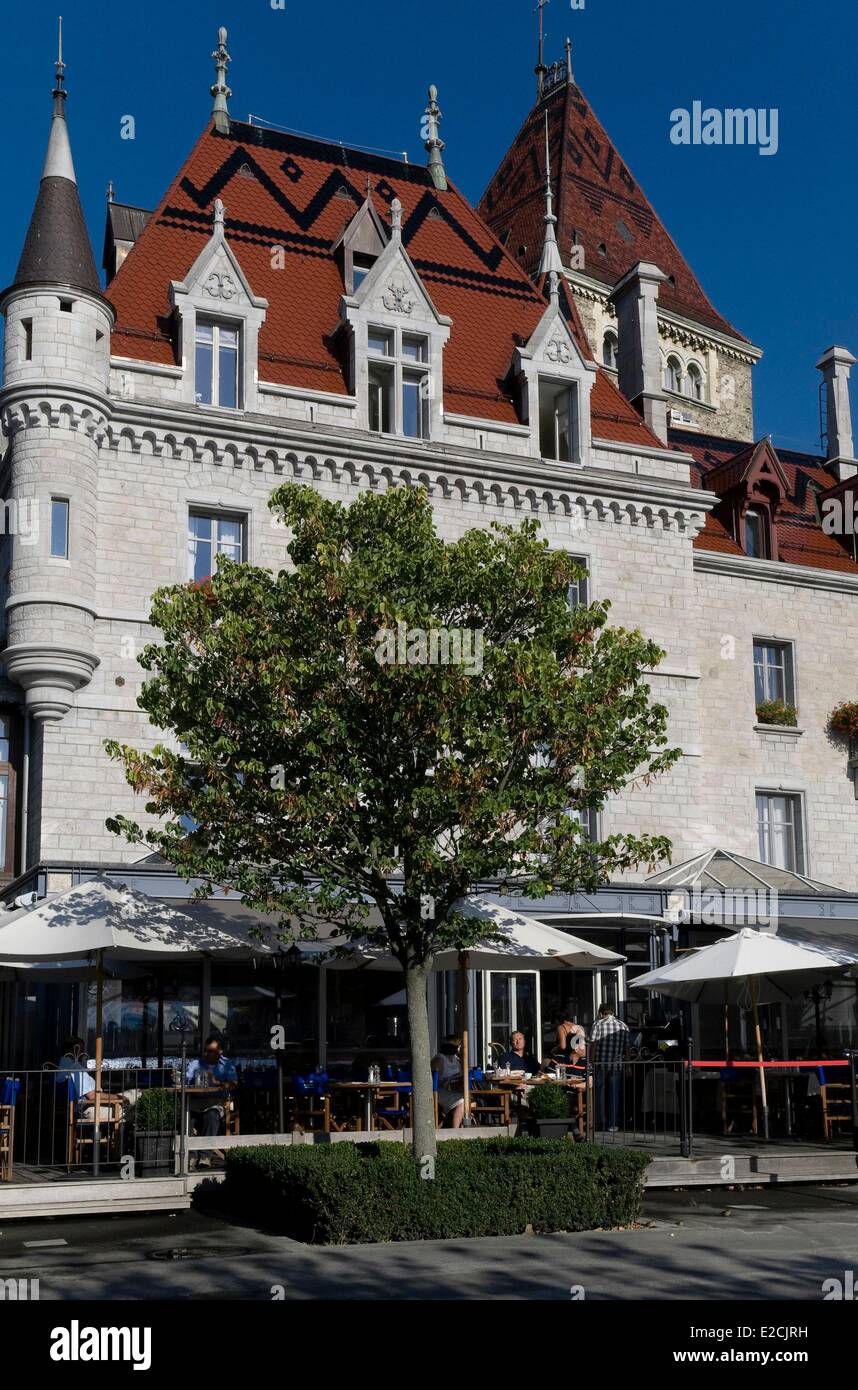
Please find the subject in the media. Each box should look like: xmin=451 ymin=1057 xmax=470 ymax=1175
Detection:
xmin=405 ymin=960 xmax=436 ymax=1166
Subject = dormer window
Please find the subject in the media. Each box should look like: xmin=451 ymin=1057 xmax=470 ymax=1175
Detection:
xmin=602 ymin=330 xmax=618 ymax=370
xmin=539 ymin=379 xmax=579 ymax=463
xmin=367 ymin=327 xmax=430 ymax=440
xmin=352 ymin=254 xmax=376 ymax=292
xmin=195 ymin=318 xmax=240 ymax=409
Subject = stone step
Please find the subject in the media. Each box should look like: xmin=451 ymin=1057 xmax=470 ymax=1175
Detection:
xmin=647 ymin=1151 xmax=858 ymax=1187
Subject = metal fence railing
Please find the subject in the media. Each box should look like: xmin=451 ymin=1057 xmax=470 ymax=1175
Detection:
xmin=1 ymin=1067 xmax=181 ymax=1183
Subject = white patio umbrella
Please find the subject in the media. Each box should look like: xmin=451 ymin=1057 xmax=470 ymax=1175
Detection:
xmin=0 ymin=877 xmax=272 ymax=1162
xmin=326 ymin=896 xmax=624 ymax=1123
xmin=630 ymin=927 xmax=855 ymax=1138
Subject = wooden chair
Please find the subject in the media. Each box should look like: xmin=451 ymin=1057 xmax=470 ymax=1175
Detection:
xmin=68 ymin=1096 xmax=124 ymax=1167
xmin=720 ymin=1078 xmax=759 ymax=1136
xmin=820 ymin=1082 xmax=853 ymax=1140
xmin=0 ymin=1106 xmax=14 ymax=1181
xmin=469 ymin=1084 xmax=511 ymax=1127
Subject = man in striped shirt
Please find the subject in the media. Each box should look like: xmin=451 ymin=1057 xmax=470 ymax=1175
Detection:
xmin=590 ymin=1004 xmax=629 ymax=1131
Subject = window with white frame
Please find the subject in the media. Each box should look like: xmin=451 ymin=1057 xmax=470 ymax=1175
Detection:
xmin=188 ymin=510 xmax=245 ymax=583
xmin=195 ymin=318 xmax=240 ymax=409
xmin=664 ymin=356 xmax=683 ymax=394
xmin=567 ymin=555 xmax=590 ymax=608
xmin=744 ymin=507 xmax=766 ymax=558
xmin=538 ymin=379 xmax=579 ymax=463
xmin=756 ymin=791 xmax=804 ymax=873
xmin=602 ymin=330 xmax=618 ymax=370
xmin=566 ymin=804 xmax=599 ymax=841
xmin=367 ymin=327 xmax=430 ymax=439
xmin=686 ymin=362 xmax=703 ymax=401
xmin=753 ymin=639 xmax=795 ymax=708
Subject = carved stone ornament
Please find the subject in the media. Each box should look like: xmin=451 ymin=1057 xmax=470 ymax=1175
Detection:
xmin=381 ymin=282 xmax=415 ymax=315
xmin=204 ymin=271 xmax=238 ymax=301
xmin=546 ymin=336 xmax=572 ymax=365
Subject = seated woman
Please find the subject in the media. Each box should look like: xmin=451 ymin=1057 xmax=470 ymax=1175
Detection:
xmin=549 ymin=1015 xmax=588 ymax=1069
xmin=432 ymin=1036 xmax=464 ymax=1129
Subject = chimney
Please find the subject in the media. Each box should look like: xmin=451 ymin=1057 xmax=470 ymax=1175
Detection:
xmin=611 ymin=262 xmax=669 ymax=444
xmin=817 ymin=346 xmax=858 ymax=479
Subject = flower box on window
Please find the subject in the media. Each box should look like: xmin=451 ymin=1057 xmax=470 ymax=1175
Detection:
xmin=756 ymin=699 xmax=798 ymax=728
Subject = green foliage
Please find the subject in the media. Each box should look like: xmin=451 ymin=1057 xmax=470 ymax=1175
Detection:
xmin=134 ymin=1088 xmax=177 ymax=1132
xmin=219 ymin=1138 xmax=650 ymax=1243
xmin=756 ymin=699 xmax=798 ymax=727
xmin=105 ymin=483 xmax=680 ymax=966
xmin=526 ymin=1081 xmax=569 ymax=1119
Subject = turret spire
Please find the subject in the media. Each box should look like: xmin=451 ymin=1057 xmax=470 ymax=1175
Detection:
xmin=12 ymin=22 xmax=101 ymax=293
xmin=423 ymin=85 xmax=448 ymax=192
xmin=535 ymin=0 xmax=549 ymax=103
xmin=211 ymin=26 xmax=232 ymax=135
xmin=42 ymin=16 xmax=75 ymax=182
xmin=537 ymin=112 xmax=564 ymax=283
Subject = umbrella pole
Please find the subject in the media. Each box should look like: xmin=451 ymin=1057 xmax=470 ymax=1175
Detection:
xmin=93 ymin=950 xmax=104 ymax=1177
xmin=751 ymin=979 xmax=769 ymax=1141
xmin=460 ymin=951 xmax=470 ymax=1127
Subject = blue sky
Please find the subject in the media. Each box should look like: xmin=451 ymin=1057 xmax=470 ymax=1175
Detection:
xmin=5 ymin=0 xmax=857 ymax=455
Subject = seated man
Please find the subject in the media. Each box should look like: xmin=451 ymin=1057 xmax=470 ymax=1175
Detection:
xmin=185 ymin=1036 xmax=237 ymax=1168
xmin=56 ymin=1037 xmax=119 ymax=1121
xmin=497 ymin=1030 xmax=542 ymax=1075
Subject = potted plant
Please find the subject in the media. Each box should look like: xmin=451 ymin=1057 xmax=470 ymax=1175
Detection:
xmin=133 ymin=1088 xmax=178 ymax=1174
xmin=830 ymin=702 xmax=858 ymax=759
xmin=526 ymin=1081 xmax=574 ymax=1138
xmin=756 ymin=699 xmax=798 ymax=727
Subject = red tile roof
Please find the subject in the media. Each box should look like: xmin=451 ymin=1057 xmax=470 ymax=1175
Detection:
xmin=478 ymin=81 xmax=749 ymax=345
xmin=672 ymin=429 xmax=858 ymax=574
xmin=106 ymin=121 xmax=662 ymax=448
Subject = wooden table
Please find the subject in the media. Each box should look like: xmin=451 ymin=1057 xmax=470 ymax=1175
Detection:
xmin=487 ymin=1072 xmax=589 ymax=1135
xmin=328 ymin=1081 xmax=411 ymax=1131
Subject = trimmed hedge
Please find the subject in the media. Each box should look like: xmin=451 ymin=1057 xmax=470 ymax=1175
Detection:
xmin=221 ymin=1138 xmax=650 ymax=1244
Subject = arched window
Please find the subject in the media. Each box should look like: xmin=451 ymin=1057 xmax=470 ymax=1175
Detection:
xmin=602 ymin=330 xmax=618 ymax=370
xmin=664 ymin=356 xmax=683 ymax=394
xmin=686 ymin=362 xmax=703 ymax=401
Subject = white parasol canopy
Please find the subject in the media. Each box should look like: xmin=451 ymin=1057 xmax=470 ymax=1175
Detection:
xmin=630 ymin=927 xmax=853 ymax=1005
xmin=0 ymin=878 xmax=273 ymax=963
xmin=328 ymin=896 xmax=624 ymax=972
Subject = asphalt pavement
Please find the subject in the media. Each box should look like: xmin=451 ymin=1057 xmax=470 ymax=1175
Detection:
xmin=1 ymin=1183 xmax=857 ymax=1300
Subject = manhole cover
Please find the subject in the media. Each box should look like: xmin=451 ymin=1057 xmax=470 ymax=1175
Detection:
xmin=146 ymin=1246 xmax=250 ymax=1262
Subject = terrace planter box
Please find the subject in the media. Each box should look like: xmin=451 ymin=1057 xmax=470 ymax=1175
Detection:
xmin=134 ymin=1129 xmax=174 ymax=1174
xmin=527 ymin=1116 xmax=576 ymax=1139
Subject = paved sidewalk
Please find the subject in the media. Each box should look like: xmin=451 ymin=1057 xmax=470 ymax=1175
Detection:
xmin=1 ymin=1185 xmax=856 ymax=1300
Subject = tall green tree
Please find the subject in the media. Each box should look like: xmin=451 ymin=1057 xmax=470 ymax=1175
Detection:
xmin=106 ymin=483 xmax=679 ymax=1161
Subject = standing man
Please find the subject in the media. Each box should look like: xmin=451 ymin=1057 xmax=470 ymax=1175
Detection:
xmin=185 ymin=1036 xmax=237 ymax=1168
xmin=590 ymin=1004 xmax=629 ymax=1132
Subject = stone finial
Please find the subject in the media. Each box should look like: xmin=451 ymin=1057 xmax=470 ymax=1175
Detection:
xmin=213 ymin=197 xmax=226 ymax=230
xmin=537 ymin=112 xmax=564 ymax=282
xmin=565 ymin=37 xmax=574 ymax=83
xmin=211 ymin=26 xmax=232 ymax=135
xmin=390 ymin=197 xmax=403 ymax=240
xmin=424 ymin=85 xmax=448 ymax=192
